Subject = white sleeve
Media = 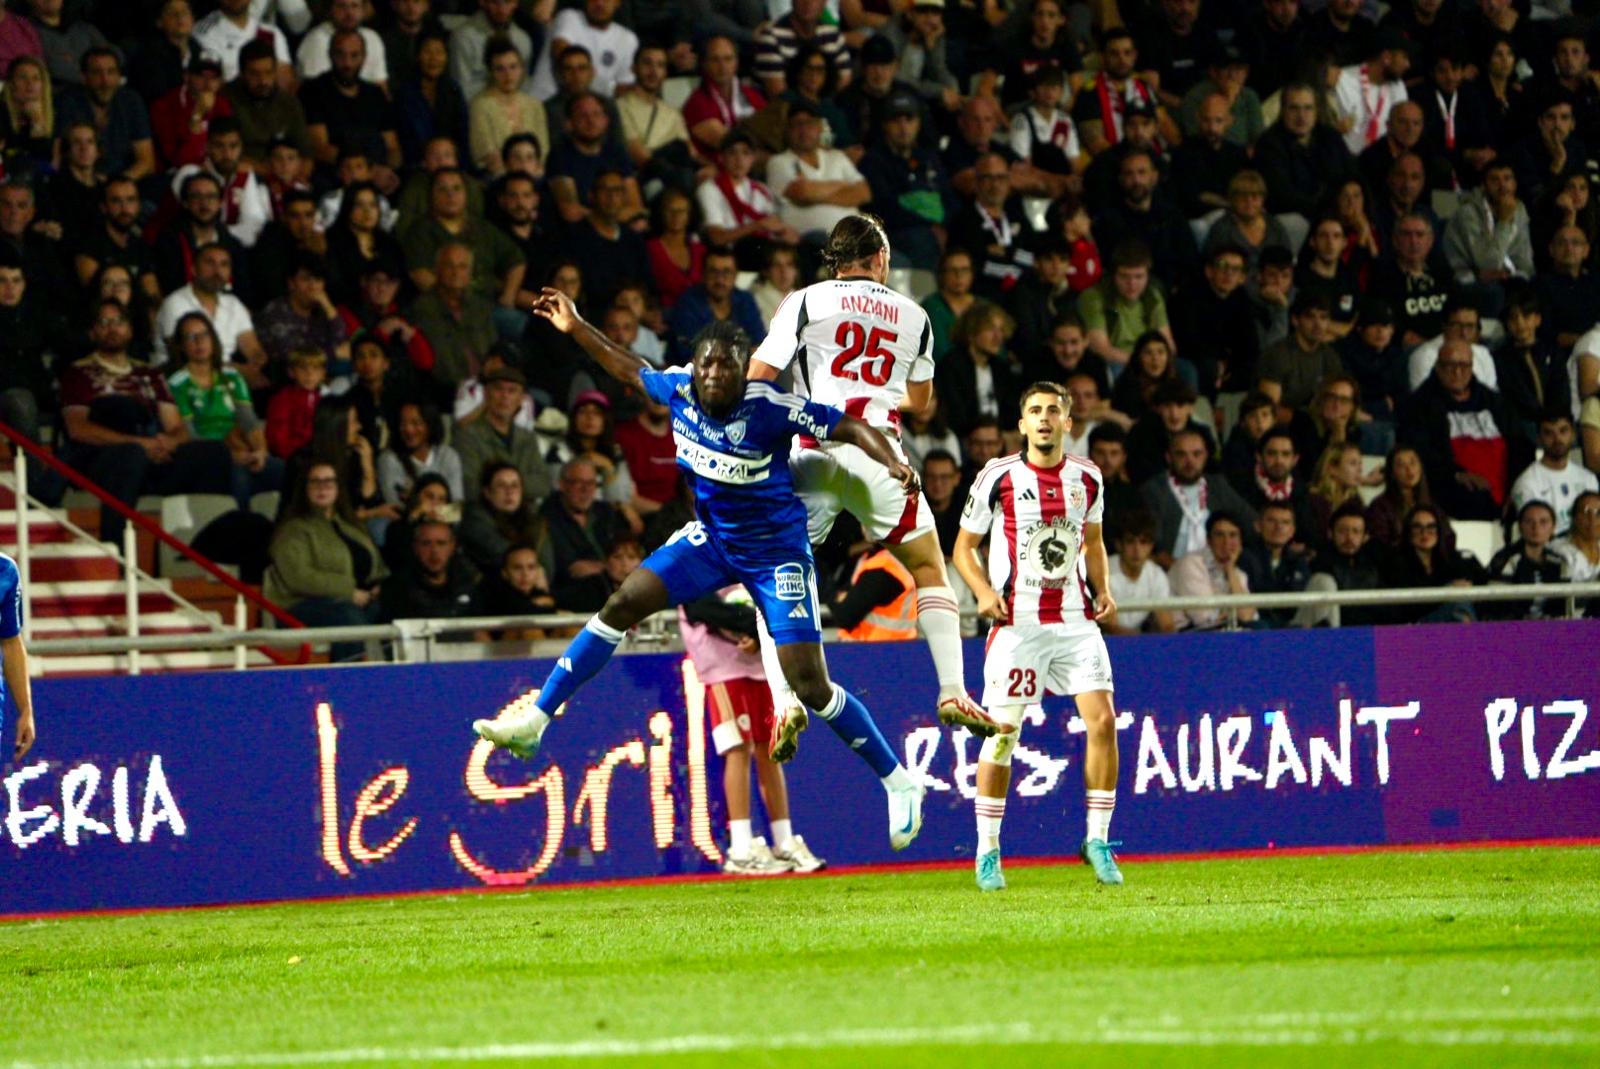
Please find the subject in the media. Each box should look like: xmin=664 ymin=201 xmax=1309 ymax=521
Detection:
xmin=749 ymin=290 xmax=806 ymax=371
xmin=833 ymin=151 xmax=864 ymax=183
xmin=295 ymin=25 xmax=325 ymax=78
xmin=1086 ymin=467 xmax=1105 ymax=525
xmin=766 ymin=153 xmax=799 ymax=204
xmin=1407 ymin=338 xmax=1438 ymax=391
xmin=274 ymin=0 xmax=313 ymax=34
xmin=907 ymin=308 xmax=935 ymax=383
xmin=1475 ymin=345 xmax=1498 ymax=391
xmin=549 ymin=8 xmax=585 ymax=43
xmin=1008 ymin=113 xmax=1031 ymax=160
xmin=1065 ymin=118 xmax=1081 ymax=162
xmin=365 ymin=30 xmax=388 ymax=84
xmin=696 ymin=180 xmax=735 ymax=231
xmin=959 ymin=466 xmax=999 ymax=535
xmin=614 ymin=33 xmax=638 ymax=87
xmin=273 ymin=26 xmax=291 ymax=65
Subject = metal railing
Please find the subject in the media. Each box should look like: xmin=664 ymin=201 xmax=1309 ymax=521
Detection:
xmin=1 ymin=420 xmax=306 ymax=671
xmin=20 ymin=582 xmax=1600 ymax=668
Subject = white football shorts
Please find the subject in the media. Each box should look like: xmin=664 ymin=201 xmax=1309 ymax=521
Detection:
xmin=981 ymin=623 xmax=1114 ymax=706
xmin=791 ymin=440 xmax=935 ymax=546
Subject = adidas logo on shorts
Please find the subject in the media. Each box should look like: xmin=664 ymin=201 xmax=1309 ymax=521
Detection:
xmin=788 ymin=604 xmax=809 ymax=619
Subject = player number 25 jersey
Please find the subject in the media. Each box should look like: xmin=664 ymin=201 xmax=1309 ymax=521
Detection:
xmin=959 ymin=454 xmax=1104 ymax=627
xmin=750 ymin=279 xmax=935 ymax=435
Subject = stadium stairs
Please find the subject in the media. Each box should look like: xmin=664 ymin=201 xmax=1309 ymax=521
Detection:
xmin=0 ymin=475 xmax=284 ymax=678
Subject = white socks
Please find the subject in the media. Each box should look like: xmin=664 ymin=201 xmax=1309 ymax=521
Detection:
xmin=882 ymin=765 xmax=913 ymax=791
xmin=756 ymin=612 xmax=800 ymax=710
xmin=975 ymin=795 xmax=1005 ymax=853
xmin=1087 ymin=789 xmax=1116 ymax=842
xmin=916 ymin=585 xmax=965 ymax=695
xmin=729 ymin=818 xmax=752 ymax=857
xmin=769 ymin=818 xmax=792 ymax=845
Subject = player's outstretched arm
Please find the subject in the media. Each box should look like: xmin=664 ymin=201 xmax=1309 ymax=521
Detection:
xmin=828 ymin=416 xmax=919 ymax=495
xmin=2 ymin=636 xmax=35 ymax=759
xmin=529 ymin=287 xmax=647 ymax=391
xmin=1082 ymin=522 xmax=1116 ymax=621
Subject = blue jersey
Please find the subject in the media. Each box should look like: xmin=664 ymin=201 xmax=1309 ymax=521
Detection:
xmin=0 ymin=553 xmax=20 ymax=713
xmin=641 ymin=368 xmax=843 ymax=566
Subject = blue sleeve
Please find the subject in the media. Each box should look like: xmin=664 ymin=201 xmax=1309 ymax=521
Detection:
xmin=799 ymin=397 xmax=844 ymax=439
xmin=0 ymin=557 xmax=20 ymax=640
xmin=640 ymin=368 xmax=684 ymax=405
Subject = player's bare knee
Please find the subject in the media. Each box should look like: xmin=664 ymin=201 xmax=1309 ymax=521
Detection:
xmin=1079 ymin=699 xmax=1116 ymax=739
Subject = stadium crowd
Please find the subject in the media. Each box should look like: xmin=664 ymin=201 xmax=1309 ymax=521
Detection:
xmin=2 ymin=0 xmax=1600 ymax=651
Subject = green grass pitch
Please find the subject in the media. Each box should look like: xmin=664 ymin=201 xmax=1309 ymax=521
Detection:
xmin=3 ymin=846 xmax=1597 ymax=1068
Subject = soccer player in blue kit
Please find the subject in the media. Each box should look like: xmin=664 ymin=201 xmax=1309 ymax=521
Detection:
xmin=474 ymin=289 xmax=928 ymax=848
xmin=1 ymin=551 xmax=38 ymax=760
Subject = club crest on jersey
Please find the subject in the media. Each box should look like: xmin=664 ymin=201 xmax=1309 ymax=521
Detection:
xmin=773 ymin=563 xmax=806 ymax=600
xmin=1023 ymin=517 xmax=1077 ymax=581
xmin=725 ymin=419 xmax=747 ymax=446
xmin=1067 ymin=483 xmax=1085 ymax=509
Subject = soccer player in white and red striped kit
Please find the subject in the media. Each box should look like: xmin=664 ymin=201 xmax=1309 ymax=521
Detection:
xmin=953 ymin=382 xmax=1124 ymax=891
xmin=747 ymin=214 xmax=1010 ymax=742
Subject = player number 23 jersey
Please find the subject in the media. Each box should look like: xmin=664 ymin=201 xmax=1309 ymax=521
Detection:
xmin=959 ymin=454 xmax=1104 ymax=627
xmin=750 ymin=279 xmax=935 ymax=435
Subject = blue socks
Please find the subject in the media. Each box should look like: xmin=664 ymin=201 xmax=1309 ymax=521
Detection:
xmin=536 ymin=617 xmax=625 ymax=715
xmin=815 ymin=683 xmax=900 ymax=779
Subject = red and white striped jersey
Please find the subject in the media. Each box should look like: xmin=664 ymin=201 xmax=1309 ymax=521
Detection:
xmin=959 ymin=452 xmax=1105 ymax=627
xmin=750 ymin=278 xmax=935 ymax=435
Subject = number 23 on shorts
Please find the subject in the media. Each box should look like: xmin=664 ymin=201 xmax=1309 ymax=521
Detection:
xmin=1006 ymin=667 xmax=1038 ymax=700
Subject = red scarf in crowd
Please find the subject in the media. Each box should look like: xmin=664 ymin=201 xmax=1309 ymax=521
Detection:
xmin=714 ymin=172 xmax=771 ymax=226
xmin=1095 ymin=74 xmax=1153 ymax=145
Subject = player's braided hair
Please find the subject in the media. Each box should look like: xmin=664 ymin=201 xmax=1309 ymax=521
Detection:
xmin=822 ymin=213 xmax=889 ymax=276
xmin=690 ymin=319 xmax=752 ymax=364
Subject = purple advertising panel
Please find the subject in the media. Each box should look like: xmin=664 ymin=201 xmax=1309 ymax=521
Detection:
xmin=2 ymin=622 xmax=1597 ymax=916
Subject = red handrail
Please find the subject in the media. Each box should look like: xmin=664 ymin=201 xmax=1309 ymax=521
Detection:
xmin=0 ymin=420 xmax=310 ymax=665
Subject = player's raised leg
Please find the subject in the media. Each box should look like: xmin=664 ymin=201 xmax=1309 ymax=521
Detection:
xmin=972 ymin=703 xmax=1027 ymax=891
xmin=888 ymin=531 xmax=1010 ymax=738
xmin=1076 ymin=688 xmax=1123 ymax=885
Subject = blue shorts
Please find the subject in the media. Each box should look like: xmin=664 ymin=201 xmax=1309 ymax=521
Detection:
xmin=643 ymin=521 xmax=823 ymax=645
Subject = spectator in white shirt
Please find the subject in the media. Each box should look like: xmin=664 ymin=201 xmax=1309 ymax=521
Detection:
xmin=154 ymin=242 xmax=269 ymax=377
xmin=170 ymin=117 xmax=273 ymax=248
xmin=297 ymin=0 xmax=387 ymax=87
xmin=766 ymin=100 xmax=870 ymax=243
xmin=1407 ymin=297 xmax=1498 ymax=392
xmin=1332 ymin=30 xmax=1410 ymax=156
xmin=696 ymin=129 xmax=800 ymax=265
xmin=194 ymin=0 xmax=292 ymax=85
xmin=528 ymin=0 xmax=639 ymax=101
xmin=1102 ymin=511 xmax=1177 ymax=634
xmin=1169 ymin=511 xmax=1259 ymax=630
xmin=1510 ymin=411 xmax=1599 ymax=533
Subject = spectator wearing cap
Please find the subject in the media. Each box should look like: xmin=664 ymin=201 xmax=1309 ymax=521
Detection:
xmin=666 ymin=245 xmax=765 ymax=362
xmin=258 ymin=253 xmax=352 ymax=385
xmin=1508 ymin=89 xmax=1587 ymax=208
xmin=1071 ymin=28 xmax=1171 ymax=156
xmin=683 ymin=34 xmax=766 ymax=162
xmin=454 ymin=363 xmax=553 ymax=503
xmin=536 ymin=456 xmax=624 ymax=612
xmin=697 ymin=130 xmax=797 ymax=269
xmin=755 ymin=0 xmax=849 ymax=98
xmin=1337 ymin=297 xmax=1406 ymax=428
xmin=409 ymin=242 xmax=496 ymax=397
xmin=1258 ymin=291 xmax=1345 ymax=414
xmin=543 ymin=389 xmax=641 ymax=529
xmin=839 ymin=35 xmax=934 ymax=154
xmin=169 ymin=117 xmax=273 ymax=249
xmin=222 ymin=38 xmax=311 ymax=170
xmin=1254 ymin=82 xmax=1357 ymax=225
xmin=1171 ymin=244 xmax=1259 ymax=397
xmin=1368 ymin=212 xmax=1454 ymax=347
xmin=1443 ymin=160 xmax=1532 ymax=316
xmin=949 ymin=151 xmax=1034 ymax=301
xmin=1125 ymin=378 xmax=1216 ymax=486
xmin=56 ymin=47 xmax=155 ymax=180
xmin=859 ymin=89 xmax=954 ymax=271
xmin=1406 ymin=297 xmax=1498 ymax=394
xmin=1399 ymin=337 xmax=1514 ymax=520
xmin=453 ymin=343 xmax=534 ymax=433
xmin=1170 ymin=92 xmax=1249 ymax=226
xmin=150 ymin=48 xmax=232 ymax=171
xmin=767 ymin=100 xmax=870 ymax=246
xmin=1178 ymin=41 xmax=1262 ymax=149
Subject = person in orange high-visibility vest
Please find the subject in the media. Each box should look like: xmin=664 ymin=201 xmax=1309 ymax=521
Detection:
xmin=835 ymin=548 xmax=918 ymax=641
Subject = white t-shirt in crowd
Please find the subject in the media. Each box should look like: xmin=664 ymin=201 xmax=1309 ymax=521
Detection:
xmin=528 ymin=9 xmax=639 ymax=100
xmin=1406 ymin=335 xmax=1497 ymax=392
xmin=696 ymin=174 xmax=778 ymax=232
xmin=766 ymin=148 xmax=865 ymax=237
xmin=1107 ymin=554 xmax=1170 ymax=632
xmin=1333 ymin=64 xmax=1407 ymax=156
xmin=154 ymin=286 xmax=257 ymax=364
xmin=193 ymin=12 xmax=291 ymax=81
xmin=1509 ymin=459 xmax=1599 ymax=533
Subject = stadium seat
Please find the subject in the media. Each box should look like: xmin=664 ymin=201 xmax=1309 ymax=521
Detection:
xmin=250 ymin=491 xmax=281 ymax=521
xmin=661 ymin=76 xmax=694 ymax=111
xmin=1451 ymin=519 xmax=1504 ymax=566
xmin=905 ymin=269 xmax=937 ymax=302
xmin=158 ymin=494 xmax=240 ymax=579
